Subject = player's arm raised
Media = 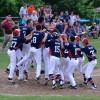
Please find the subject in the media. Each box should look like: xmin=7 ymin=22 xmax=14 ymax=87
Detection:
xmin=42 ymin=32 xmax=48 ymax=43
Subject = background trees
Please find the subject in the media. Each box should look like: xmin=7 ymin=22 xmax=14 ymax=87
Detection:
xmin=0 ymin=0 xmax=99 ymax=19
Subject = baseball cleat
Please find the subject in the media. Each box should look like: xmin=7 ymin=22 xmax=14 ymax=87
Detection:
xmin=24 ymin=70 xmax=28 ymax=80
xmin=15 ymin=68 xmax=19 ymax=77
xmin=68 ymin=85 xmax=77 ymax=89
xmin=5 ymin=68 xmax=10 ymax=74
xmin=31 ymin=64 xmax=34 ymax=69
xmin=59 ymin=84 xmax=64 ymax=89
xmin=44 ymin=78 xmax=49 ymax=86
xmin=52 ymin=84 xmax=57 ymax=89
xmin=91 ymin=84 xmax=97 ymax=90
xmin=41 ymin=69 xmax=45 ymax=74
xmin=8 ymin=78 xmax=15 ymax=85
xmin=18 ymin=78 xmax=24 ymax=81
xmin=35 ymin=77 xmax=40 ymax=84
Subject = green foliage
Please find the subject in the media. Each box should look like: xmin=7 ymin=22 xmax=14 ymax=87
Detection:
xmin=0 ymin=0 xmax=18 ymax=16
xmin=42 ymin=0 xmax=100 ymax=21
xmin=0 ymin=0 xmax=44 ymax=17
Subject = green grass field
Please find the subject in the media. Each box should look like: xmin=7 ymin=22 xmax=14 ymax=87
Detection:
xmin=0 ymin=37 xmax=100 ymax=99
xmin=0 ymin=95 xmax=100 ymax=100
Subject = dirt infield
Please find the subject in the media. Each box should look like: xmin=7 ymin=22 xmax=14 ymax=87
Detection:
xmin=0 ymin=69 xmax=100 ymax=96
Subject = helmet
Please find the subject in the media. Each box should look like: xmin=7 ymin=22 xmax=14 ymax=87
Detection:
xmin=75 ymin=36 xmax=80 ymax=42
xmin=52 ymin=32 xmax=60 ymax=39
xmin=13 ymin=29 xmax=19 ymax=36
xmin=82 ymin=38 xmax=89 ymax=43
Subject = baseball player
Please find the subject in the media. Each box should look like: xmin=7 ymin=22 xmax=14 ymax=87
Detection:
xmin=19 ymin=19 xmax=33 ymax=80
xmin=60 ymin=34 xmax=70 ymax=83
xmin=45 ymin=32 xmax=64 ymax=89
xmin=16 ymin=25 xmax=47 ymax=83
xmin=64 ymin=36 xmax=79 ymax=89
xmin=75 ymin=36 xmax=85 ymax=73
xmin=79 ymin=38 xmax=97 ymax=89
xmin=7 ymin=28 xmax=31 ymax=84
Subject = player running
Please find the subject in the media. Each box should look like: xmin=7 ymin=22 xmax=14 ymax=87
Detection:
xmin=16 ymin=25 xmax=47 ymax=83
xmin=7 ymin=28 xmax=32 ymax=84
xmin=75 ymin=36 xmax=85 ymax=73
xmin=45 ymin=32 xmax=64 ymax=89
xmin=64 ymin=36 xmax=79 ymax=89
xmin=79 ymin=38 xmax=97 ymax=89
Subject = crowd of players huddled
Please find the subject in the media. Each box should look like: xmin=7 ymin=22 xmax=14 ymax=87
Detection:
xmin=1 ymin=3 xmax=98 ymax=90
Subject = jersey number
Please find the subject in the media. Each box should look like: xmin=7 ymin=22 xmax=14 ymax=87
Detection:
xmin=32 ymin=37 xmax=36 ymax=43
xmin=23 ymin=31 xmax=26 ymax=37
xmin=64 ymin=49 xmax=68 ymax=53
xmin=11 ymin=41 xmax=17 ymax=48
xmin=90 ymin=50 xmax=95 ymax=57
xmin=54 ymin=46 xmax=60 ymax=53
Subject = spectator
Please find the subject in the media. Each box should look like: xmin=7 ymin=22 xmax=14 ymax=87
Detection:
xmin=81 ymin=23 xmax=88 ymax=37
xmin=97 ymin=23 xmax=100 ymax=37
xmin=27 ymin=3 xmax=35 ymax=17
xmin=30 ymin=11 xmax=38 ymax=23
xmin=63 ymin=11 xmax=70 ymax=23
xmin=24 ymin=12 xmax=29 ymax=22
xmin=76 ymin=15 xmax=81 ymax=21
xmin=19 ymin=3 xmax=27 ymax=18
xmin=1 ymin=15 xmax=15 ymax=49
xmin=69 ymin=12 xmax=76 ymax=26
xmin=59 ymin=11 xmax=64 ymax=22
xmin=90 ymin=22 xmax=98 ymax=39
xmin=65 ymin=24 xmax=75 ymax=37
xmin=73 ymin=21 xmax=83 ymax=38
xmin=50 ymin=12 xmax=59 ymax=22
xmin=56 ymin=20 xmax=64 ymax=34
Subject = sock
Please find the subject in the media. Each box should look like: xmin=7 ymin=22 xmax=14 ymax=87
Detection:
xmin=83 ymin=74 xmax=87 ymax=82
xmin=88 ymin=77 xmax=95 ymax=86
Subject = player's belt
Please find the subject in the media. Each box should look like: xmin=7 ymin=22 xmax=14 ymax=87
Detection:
xmin=9 ymin=48 xmax=16 ymax=51
xmin=70 ymin=58 xmax=77 ymax=60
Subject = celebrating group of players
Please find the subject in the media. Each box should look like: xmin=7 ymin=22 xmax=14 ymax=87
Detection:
xmin=5 ymin=18 xmax=97 ymax=90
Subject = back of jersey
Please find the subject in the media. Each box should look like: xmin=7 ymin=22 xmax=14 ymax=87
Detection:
xmin=10 ymin=37 xmax=26 ymax=50
xmin=31 ymin=31 xmax=44 ymax=49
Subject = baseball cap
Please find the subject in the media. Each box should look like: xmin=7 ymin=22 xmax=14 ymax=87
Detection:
xmin=82 ymin=38 xmax=89 ymax=43
xmin=75 ymin=36 xmax=80 ymax=41
xmin=13 ymin=29 xmax=19 ymax=36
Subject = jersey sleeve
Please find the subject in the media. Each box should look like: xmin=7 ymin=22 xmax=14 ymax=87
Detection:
xmin=19 ymin=37 xmax=26 ymax=43
xmin=45 ymin=39 xmax=52 ymax=47
xmin=81 ymin=47 xmax=85 ymax=52
xmin=93 ymin=47 xmax=97 ymax=53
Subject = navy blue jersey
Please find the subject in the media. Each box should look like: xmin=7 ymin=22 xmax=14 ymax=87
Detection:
xmin=76 ymin=43 xmax=83 ymax=58
xmin=45 ymin=34 xmax=53 ymax=48
xmin=9 ymin=37 xmax=26 ymax=50
xmin=20 ymin=26 xmax=33 ymax=43
xmin=31 ymin=31 xmax=44 ymax=48
xmin=61 ymin=42 xmax=69 ymax=58
xmin=65 ymin=42 xmax=78 ymax=59
xmin=81 ymin=45 xmax=97 ymax=61
xmin=46 ymin=39 xmax=61 ymax=58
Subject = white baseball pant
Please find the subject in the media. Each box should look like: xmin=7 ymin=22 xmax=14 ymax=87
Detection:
xmin=66 ymin=58 xmax=79 ymax=86
xmin=7 ymin=48 xmax=23 ymax=79
xmin=48 ymin=56 xmax=61 ymax=75
xmin=17 ymin=47 xmax=42 ymax=78
xmin=77 ymin=56 xmax=85 ymax=73
xmin=60 ymin=57 xmax=70 ymax=81
xmin=43 ymin=47 xmax=50 ymax=79
xmin=81 ymin=60 xmax=97 ymax=79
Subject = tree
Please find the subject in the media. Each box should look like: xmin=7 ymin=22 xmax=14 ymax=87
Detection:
xmin=0 ymin=0 xmax=44 ymax=16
